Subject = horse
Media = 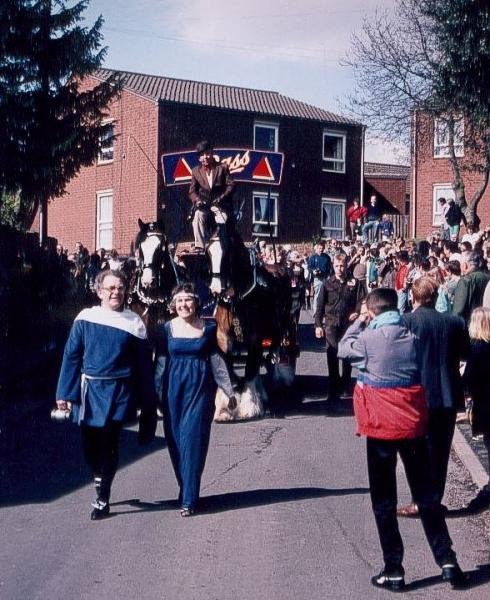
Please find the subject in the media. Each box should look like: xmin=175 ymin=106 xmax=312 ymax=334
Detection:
xmin=127 ymin=219 xmax=183 ymax=343
xmin=207 ymin=236 xmax=296 ymax=422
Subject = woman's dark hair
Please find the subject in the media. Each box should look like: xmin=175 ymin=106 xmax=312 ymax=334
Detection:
xmin=169 ymin=282 xmax=200 ymax=312
xmin=366 ymin=288 xmax=398 ymax=315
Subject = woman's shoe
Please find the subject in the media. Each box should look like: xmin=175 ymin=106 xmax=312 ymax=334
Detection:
xmin=180 ymin=507 xmax=195 ymax=517
xmin=90 ymin=498 xmax=110 ymax=520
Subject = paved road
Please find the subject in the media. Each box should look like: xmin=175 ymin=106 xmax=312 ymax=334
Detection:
xmin=1 ymin=311 xmax=489 ymax=599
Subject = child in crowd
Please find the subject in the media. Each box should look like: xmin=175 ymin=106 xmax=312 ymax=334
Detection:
xmin=463 ymin=307 xmax=490 ymax=512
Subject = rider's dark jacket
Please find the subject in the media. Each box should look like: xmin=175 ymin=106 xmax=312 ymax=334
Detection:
xmin=188 ymin=163 xmax=235 ymax=212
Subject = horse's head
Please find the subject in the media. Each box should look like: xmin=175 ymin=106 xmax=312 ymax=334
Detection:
xmin=136 ymin=219 xmax=166 ymax=289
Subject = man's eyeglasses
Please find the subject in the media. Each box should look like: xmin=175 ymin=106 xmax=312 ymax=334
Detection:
xmin=101 ymin=285 xmax=126 ymax=293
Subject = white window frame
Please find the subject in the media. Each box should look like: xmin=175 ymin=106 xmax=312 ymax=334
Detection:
xmin=98 ymin=120 xmax=115 ymax=164
xmin=253 ymin=121 xmax=279 ymax=152
xmin=432 ymin=183 xmax=455 ymax=227
xmin=321 ymin=198 xmax=346 ymax=239
xmin=252 ymin=191 xmax=278 ymax=237
xmin=322 ymin=130 xmax=346 ymax=173
xmin=433 ymin=117 xmax=464 ymax=158
xmin=96 ymin=189 xmax=113 ymax=249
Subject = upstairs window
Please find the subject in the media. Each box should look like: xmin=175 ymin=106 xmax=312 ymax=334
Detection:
xmin=322 ymin=130 xmax=346 ymax=173
xmin=434 ymin=117 xmax=464 ymax=158
xmin=98 ymin=121 xmax=114 ymax=163
xmin=254 ymin=122 xmax=278 ymax=152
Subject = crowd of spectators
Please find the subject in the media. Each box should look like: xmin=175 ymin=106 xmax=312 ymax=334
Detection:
xmin=0 ymin=233 xmax=131 ymax=393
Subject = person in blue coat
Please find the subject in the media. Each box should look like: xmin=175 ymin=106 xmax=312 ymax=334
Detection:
xmin=56 ymin=270 xmax=157 ymax=520
xmin=155 ymin=283 xmax=236 ymax=517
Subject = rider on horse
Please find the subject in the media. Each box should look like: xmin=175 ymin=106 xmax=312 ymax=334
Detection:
xmin=189 ymin=140 xmax=235 ymax=255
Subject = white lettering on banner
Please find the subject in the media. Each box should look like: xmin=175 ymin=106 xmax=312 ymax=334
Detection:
xmin=219 ymin=150 xmax=251 ymax=174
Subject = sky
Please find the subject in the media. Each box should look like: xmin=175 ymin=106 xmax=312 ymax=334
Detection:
xmin=83 ymin=0 xmax=405 ymax=164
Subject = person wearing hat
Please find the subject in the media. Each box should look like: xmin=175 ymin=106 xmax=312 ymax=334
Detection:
xmin=188 ymin=141 xmax=236 ymax=253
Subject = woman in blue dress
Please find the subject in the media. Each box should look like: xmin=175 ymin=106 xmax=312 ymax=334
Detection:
xmin=156 ymin=283 xmax=236 ymax=516
xmin=56 ymin=270 xmax=157 ymax=520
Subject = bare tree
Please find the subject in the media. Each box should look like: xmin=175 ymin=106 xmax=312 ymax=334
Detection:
xmin=344 ymin=0 xmax=490 ymax=227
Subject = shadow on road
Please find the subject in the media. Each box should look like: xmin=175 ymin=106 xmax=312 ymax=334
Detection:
xmin=267 ymin=375 xmax=354 ymax=419
xmin=108 ymin=485 xmax=370 ymax=517
xmin=0 ymin=408 xmax=165 ymax=507
xmin=405 ymin=563 xmax=490 ymax=592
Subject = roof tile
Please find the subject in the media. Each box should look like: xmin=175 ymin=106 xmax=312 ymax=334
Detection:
xmin=93 ymin=68 xmax=360 ymax=125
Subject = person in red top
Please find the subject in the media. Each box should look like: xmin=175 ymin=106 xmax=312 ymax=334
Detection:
xmin=394 ymin=250 xmax=410 ymax=314
xmin=346 ymin=198 xmax=367 ymax=239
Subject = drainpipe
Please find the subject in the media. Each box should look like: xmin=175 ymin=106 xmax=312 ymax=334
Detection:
xmin=360 ymin=125 xmax=366 ymax=206
xmin=411 ymin=110 xmax=418 ymax=238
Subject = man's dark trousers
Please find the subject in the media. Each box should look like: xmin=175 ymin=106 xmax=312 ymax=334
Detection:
xmin=326 ymin=344 xmax=351 ymax=396
xmin=427 ymin=408 xmax=457 ymax=503
xmin=366 ymin=436 xmax=456 ymax=572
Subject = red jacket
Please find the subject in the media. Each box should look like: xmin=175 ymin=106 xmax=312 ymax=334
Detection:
xmin=347 ymin=206 xmax=367 ymax=223
xmin=394 ymin=264 xmax=409 ymax=291
xmin=353 ymin=383 xmax=428 ymax=440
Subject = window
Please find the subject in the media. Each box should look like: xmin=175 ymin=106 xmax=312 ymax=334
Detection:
xmin=432 ymin=184 xmax=455 ymax=226
xmin=434 ymin=117 xmax=464 ymax=158
xmin=252 ymin=191 xmax=278 ymax=236
xmin=321 ymin=198 xmax=346 ymax=239
xmin=98 ymin=121 xmax=114 ymax=163
xmin=97 ymin=190 xmax=113 ymax=249
xmin=254 ymin=122 xmax=278 ymax=151
xmin=322 ymin=130 xmax=346 ymax=173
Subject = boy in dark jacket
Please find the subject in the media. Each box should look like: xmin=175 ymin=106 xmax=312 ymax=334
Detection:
xmin=338 ymin=288 xmax=466 ymax=591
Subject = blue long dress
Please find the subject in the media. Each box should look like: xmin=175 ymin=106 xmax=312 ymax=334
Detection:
xmin=158 ymin=320 xmax=232 ymax=510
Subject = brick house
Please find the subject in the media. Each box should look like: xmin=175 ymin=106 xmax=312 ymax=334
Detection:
xmin=363 ymin=162 xmax=410 ymax=237
xmin=32 ymin=68 xmax=364 ymax=253
xmin=411 ymin=111 xmax=490 ymax=238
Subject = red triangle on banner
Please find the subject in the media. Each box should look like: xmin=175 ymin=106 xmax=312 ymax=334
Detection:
xmin=173 ymin=157 xmax=193 ymax=182
xmin=252 ymin=156 xmax=275 ymax=181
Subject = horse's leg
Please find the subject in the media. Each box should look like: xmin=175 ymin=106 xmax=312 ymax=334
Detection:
xmin=207 ymin=239 xmax=224 ymax=295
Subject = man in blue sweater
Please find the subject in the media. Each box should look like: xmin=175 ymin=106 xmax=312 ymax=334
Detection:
xmin=307 ymin=241 xmax=332 ymax=314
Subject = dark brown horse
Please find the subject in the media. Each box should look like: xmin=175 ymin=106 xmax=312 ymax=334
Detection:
xmin=212 ymin=244 xmax=296 ymax=420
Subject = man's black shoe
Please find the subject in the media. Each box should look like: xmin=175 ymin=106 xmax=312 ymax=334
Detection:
xmin=371 ymin=569 xmax=405 ymax=592
xmin=441 ymin=563 xmax=469 ymax=589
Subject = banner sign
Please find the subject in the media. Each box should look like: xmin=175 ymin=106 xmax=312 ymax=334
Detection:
xmin=161 ymin=148 xmax=284 ymax=187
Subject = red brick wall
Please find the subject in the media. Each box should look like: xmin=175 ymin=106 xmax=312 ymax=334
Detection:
xmin=41 ymin=78 xmax=159 ymax=254
xmin=364 ymin=176 xmax=407 ymax=214
xmin=413 ymin=112 xmax=490 ymax=238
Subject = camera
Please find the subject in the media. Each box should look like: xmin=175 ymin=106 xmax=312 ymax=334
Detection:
xmin=50 ymin=408 xmax=71 ymax=422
